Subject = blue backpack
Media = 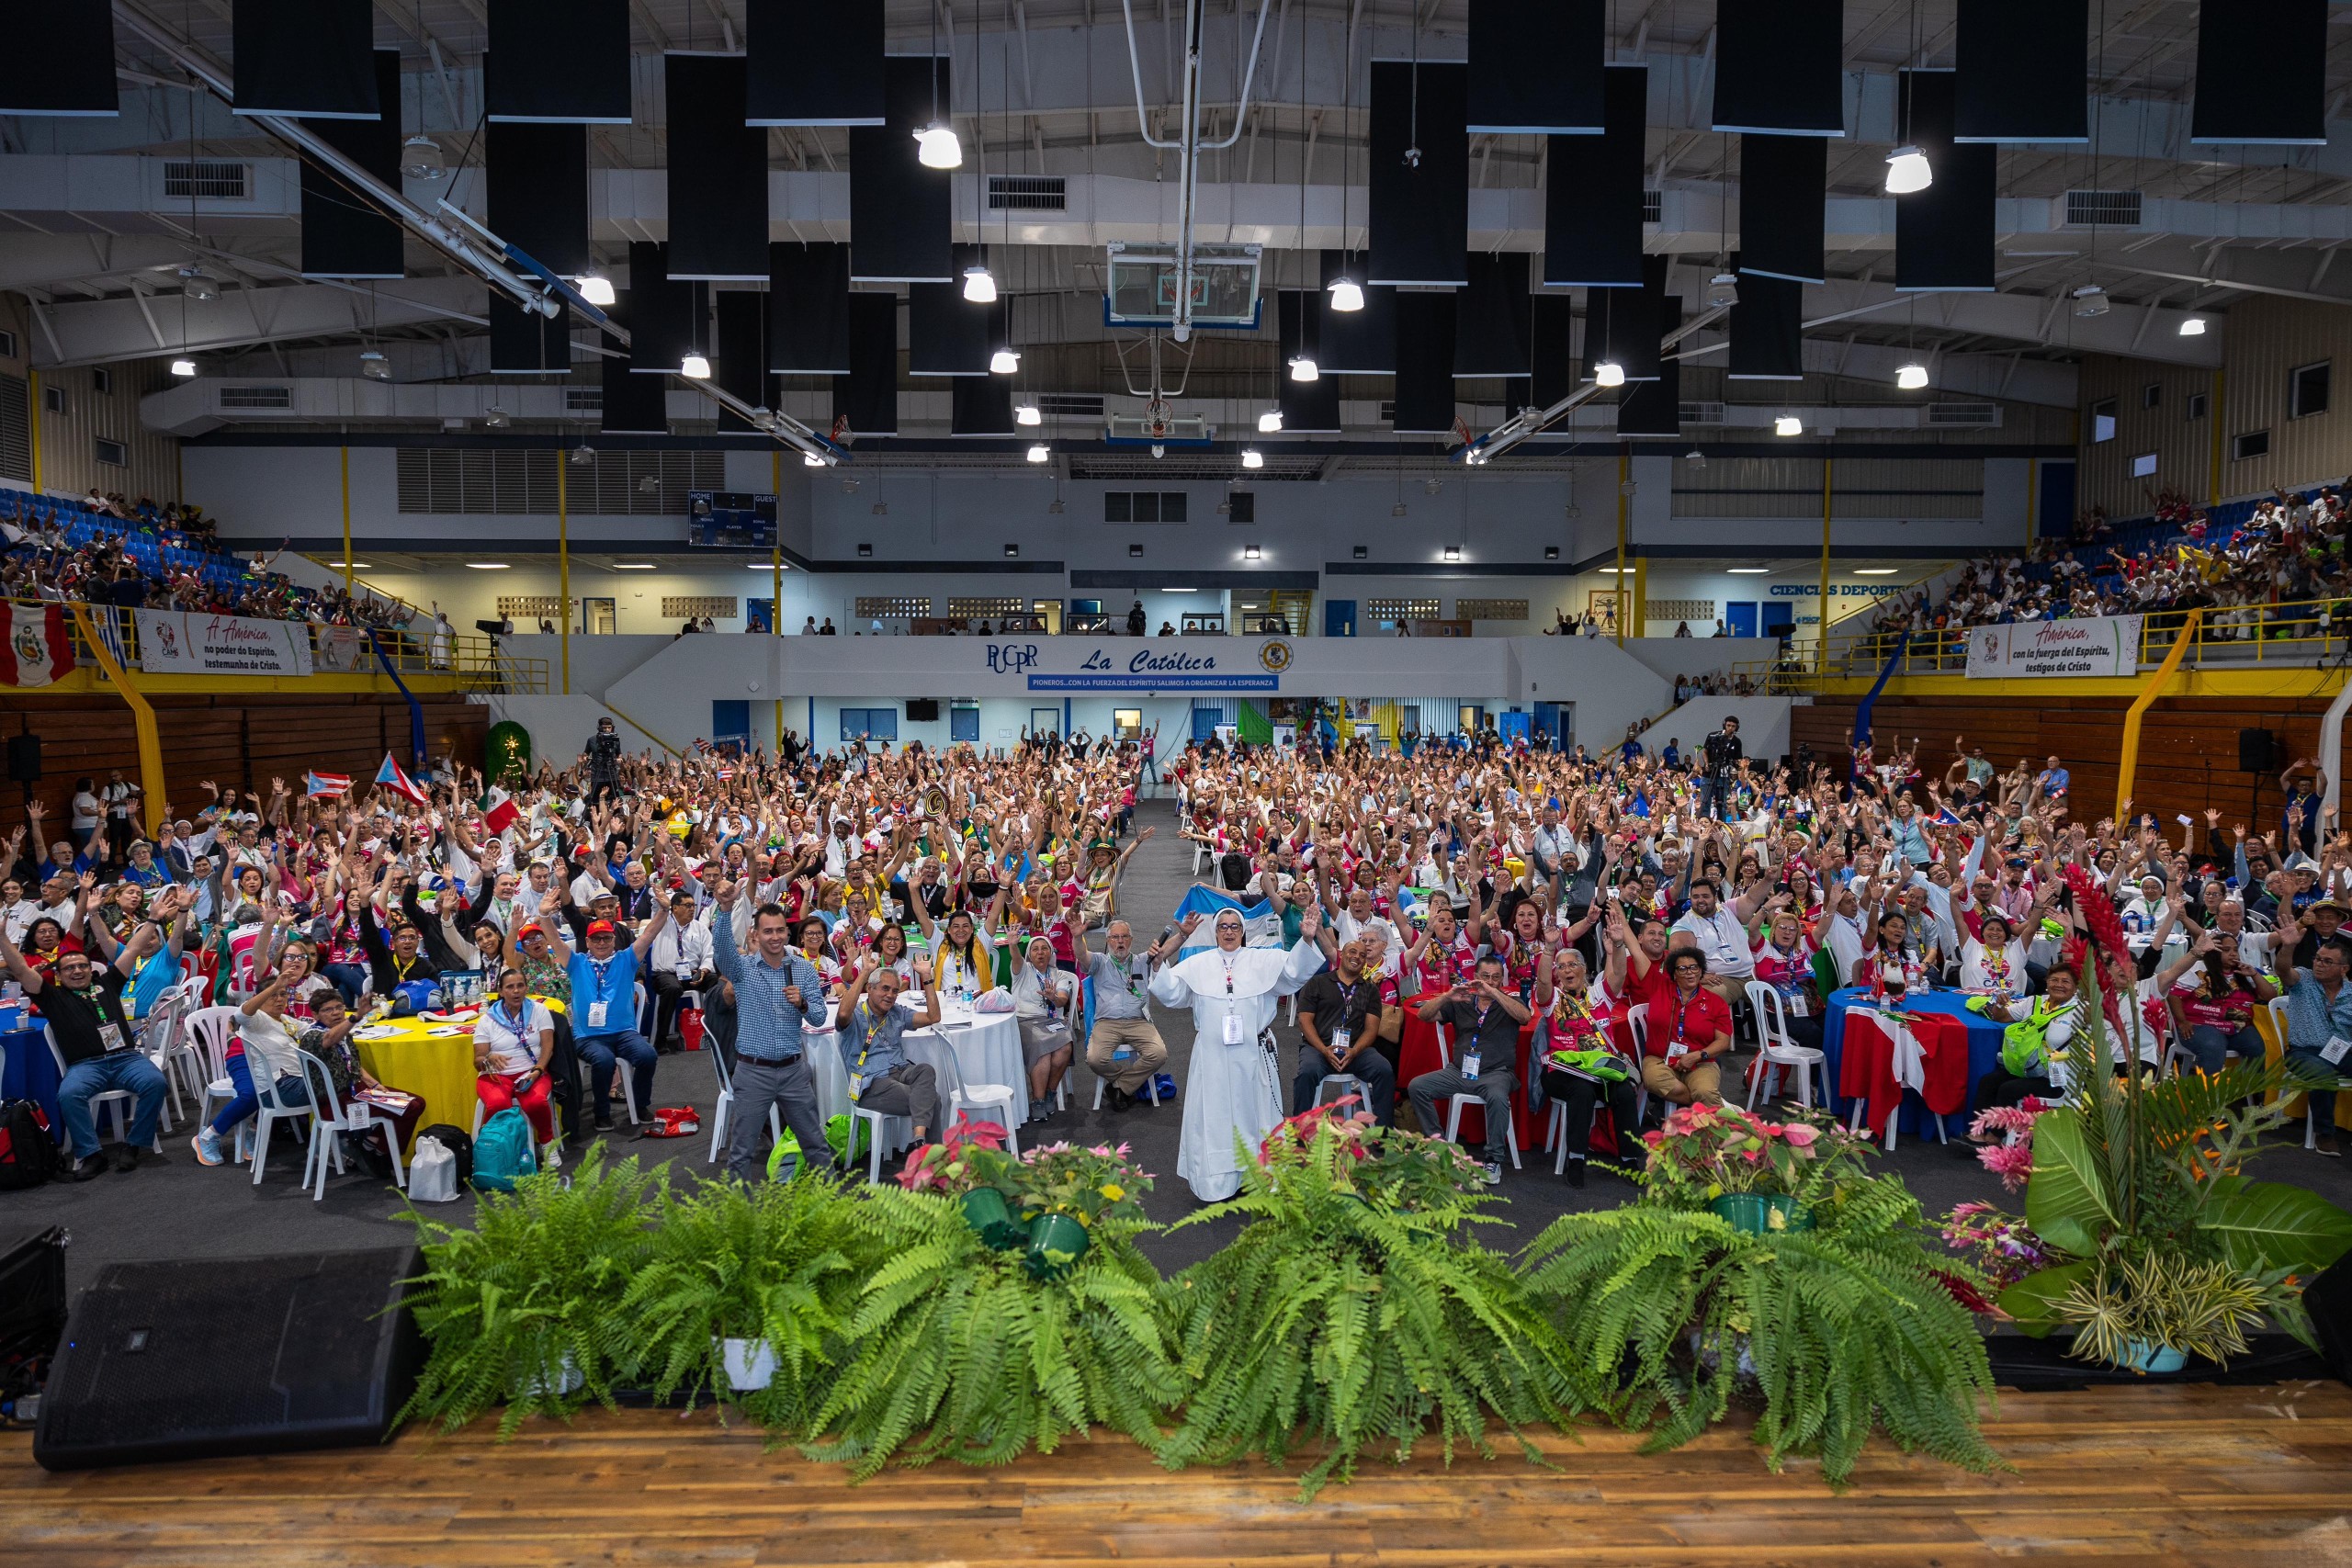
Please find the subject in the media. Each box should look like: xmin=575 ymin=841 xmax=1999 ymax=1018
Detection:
xmin=470 ymin=1107 xmax=538 ymax=1193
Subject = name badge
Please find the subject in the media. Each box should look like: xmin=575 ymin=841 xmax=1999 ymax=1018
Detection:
xmin=585 ymin=999 xmax=608 ymax=1031
xmin=1223 ymin=1010 xmax=1244 ymax=1046
xmin=1461 ymin=1052 xmax=1481 ymax=1082
xmin=98 ymin=1021 xmax=130 ymax=1054
xmin=1785 ymin=990 xmax=1809 ymax=1019
xmin=1331 ymin=1027 xmax=1351 ymax=1056
xmin=2324 ymin=1034 xmax=2352 ymax=1067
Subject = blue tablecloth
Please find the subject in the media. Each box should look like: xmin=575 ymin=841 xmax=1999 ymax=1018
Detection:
xmin=0 ymin=1021 xmax=60 ymax=1135
xmin=1819 ymin=987 xmax=2005 ymax=1139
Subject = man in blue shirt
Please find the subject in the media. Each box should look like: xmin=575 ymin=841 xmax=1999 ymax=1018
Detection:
xmin=539 ymin=891 xmax=670 ymax=1131
xmin=710 ymin=880 xmax=833 ymax=1181
xmin=2035 ymin=756 xmax=2070 ymax=800
xmin=2278 ymin=926 xmax=2352 ymax=1158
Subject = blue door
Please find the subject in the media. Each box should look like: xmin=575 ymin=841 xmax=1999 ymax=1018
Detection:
xmin=1497 ymin=711 xmax=1530 ymax=745
xmin=1192 ymin=703 xmax=1222 ymax=741
xmin=1324 ymin=598 xmax=1358 ymax=637
xmin=1724 ymin=602 xmax=1758 ymax=637
xmin=1761 ymin=603 xmax=1795 ymax=642
xmin=711 ymin=700 xmax=751 ymax=748
xmin=745 ymin=598 xmax=775 ymax=633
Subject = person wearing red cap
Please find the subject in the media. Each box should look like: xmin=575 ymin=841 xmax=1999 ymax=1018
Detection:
xmin=535 ymin=887 xmax=669 ymax=1131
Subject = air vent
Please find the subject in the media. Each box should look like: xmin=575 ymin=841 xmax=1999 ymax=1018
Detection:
xmin=2064 ymin=189 xmax=2143 ymax=227
xmin=989 ymin=175 xmax=1066 ymax=211
xmin=564 ymin=386 xmax=603 ymax=412
xmin=1037 ymin=392 xmax=1103 ymax=417
xmin=1927 ymin=401 xmax=2000 ymax=427
xmin=216 ymin=384 xmax=291 ymax=410
xmin=163 ymin=160 xmax=250 ymax=200
xmin=1642 ymin=189 xmax=1662 ymax=224
xmin=1678 ymin=400 xmax=1728 ymax=424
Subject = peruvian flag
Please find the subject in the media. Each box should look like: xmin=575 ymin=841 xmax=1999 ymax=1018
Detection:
xmin=375 ymin=752 xmax=429 ymax=806
xmin=0 ymin=604 xmax=70 ymax=688
xmin=304 ymin=770 xmax=353 ymax=798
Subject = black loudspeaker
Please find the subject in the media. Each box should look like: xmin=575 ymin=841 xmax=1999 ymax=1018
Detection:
xmin=2240 ymin=728 xmax=2278 ymax=774
xmin=34 ymin=1246 xmax=422 ymax=1471
xmin=2302 ymin=1248 xmax=2352 ymax=1387
xmin=6 ymin=732 xmax=40 ymax=784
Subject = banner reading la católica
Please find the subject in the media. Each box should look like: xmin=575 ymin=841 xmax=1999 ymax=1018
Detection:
xmin=1963 ymin=615 xmax=2142 ymax=680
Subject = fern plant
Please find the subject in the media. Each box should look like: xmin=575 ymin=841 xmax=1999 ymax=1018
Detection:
xmin=618 ymin=1172 xmax=877 ymax=1428
xmin=1158 ymin=1119 xmax=1584 ymax=1500
xmin=800 ymin=1182 xmax=1183 ymax=1478
xmin=397 ymin=1145 xmax=665 ymax=1438
xmin=1521 ymin=1166 xmax=2000 ymax=1487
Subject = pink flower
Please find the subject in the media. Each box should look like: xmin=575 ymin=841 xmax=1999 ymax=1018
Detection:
xmin=1642 ymin=1129 xmax=1665 ymax=1148
xmin=1781 ymin=1123 xmax=1819 ymax=1148
xmin=1978 ymin=1142 xmax=2035 ymax=1192
xmin=1742 ymin=1147 xmax=1765 ymax=1163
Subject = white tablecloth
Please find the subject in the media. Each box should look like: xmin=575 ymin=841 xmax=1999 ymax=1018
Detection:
xmin=801 ymin=997 xmax=1029 ymax=1153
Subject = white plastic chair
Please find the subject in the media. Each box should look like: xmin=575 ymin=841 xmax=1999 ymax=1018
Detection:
xmin=292 ymin=1049 xmax=353 ymax=1201
xmin=247 ymin=1041 xmax=319 ymax=1185
xmin=853 ymin=1104 xmax=896 ymax=1182
xmin=939 ymin=1037 xmax=1021 ymax=1156
xmin=183 ymin=1005 xmax=243 ymax=1142
xmin=46 ymin=1027 xmax=161 ymax=1156
xmin=701 ymin=1038 xmax=781 ymax=1164
xmin=1742 ymin=982 xmax=1829 ymax=1111
xmin=1434 ymin=1022 xmax=1521 ymax=1170
xmin=138 ymin=984 xmax=190 ymax=1127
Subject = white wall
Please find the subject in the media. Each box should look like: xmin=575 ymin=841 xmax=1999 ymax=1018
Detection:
xmin=1637 ymin=697 xmax=1796 ymax=764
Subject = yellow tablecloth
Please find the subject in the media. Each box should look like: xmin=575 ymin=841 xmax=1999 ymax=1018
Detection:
xmin=354 ymin=998 xmax=569 ymax=1152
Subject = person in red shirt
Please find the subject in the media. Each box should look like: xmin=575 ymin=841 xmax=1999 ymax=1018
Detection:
xmin=1642 ymin=947 xmax=1733 ymax=1109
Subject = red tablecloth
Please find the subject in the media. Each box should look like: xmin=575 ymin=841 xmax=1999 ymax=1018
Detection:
xmin=1836 ymin=1008 xmax=1969 ymax=1137
xmin=1398 ymin=992 xmax=1544 ymax=1150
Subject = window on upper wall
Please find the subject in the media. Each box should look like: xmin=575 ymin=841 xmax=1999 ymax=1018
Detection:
xmin=2141 ymin=383 xmax=2162 ymax=410
xmin=95 ymin=437 xmax=127 ymax=468
xmin=2090 ymin=397 xmax=2118 ymax=443
xmin=2232 ymin=429 xmax=2270 ymax=462
xmin=2131 ymin=453 xmax=2157 ymax=479
xmin=2291 ymin=361 xmax=2331 ymax=419
xmin=2185 ymin=390 xmax=2209 ymax=422
xmin=91 ymin=367 xmax=112 ymax=396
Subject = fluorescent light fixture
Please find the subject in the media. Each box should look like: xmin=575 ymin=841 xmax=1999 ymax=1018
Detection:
xmin=465 ymin=561 xmax=510 ymax=570
xmin=169 ymin=358 xmax=197 ymax=378
xmin=914 ymin=123 xmax=961 ymax=168
xmin=2072 ymin=284 xmax=2110 ymax=318
xmin=1593 ymin=360 xmax=1626 ymax=389
xmin=989 ymin=348 xmax=1020 ymax=375
xmin=1774 ymin=415 xmax=1802 ymax=436
xmin=575 ymin=275 xmax=616 ymax=307
xmin=1327 ymin=276 xmax=1364 ymax=313
xmin=1241 ymin=448 xmax=1263 ymax=469
xmin=1895 ymin=362 xmax=1929 ymax=390
xmin=1289 ymin=355 xmax=1319 ymax=382
xmin=1015 ymin=403 xmax=1041 ymax=426
xmin=1258 ymin=408 xmax=1283 ymax=433
xmin=1025 ymin=443 xmax=1050 ymax=463
xmin=746 ymin=560 xmax=787 ymax=570
xmin=679 ymin=354 xmax=710 ymax=378
xmin=359 ymin=350 xmax=390 ymax=381
xmin=399 ymin=134 xmax=447 ymax=181
xmin=1883 ymin=145 xmax=1932 ymax=194
xmin=611 ymin=562 xmax=655 ymax=570
xmin=1164 ymin=586 xmax=1197 ymax=592
xmin=330 ymin=560 xmax=372 ymax=570
xmin=2179 ymin=316 xmax=2208 ymax=336
xmin=1728 ymin=567 xmax=1770 ymax=574
xmin=1852 ymin=568 xmax=1898 ymax=576
xmin=961 ymin=265 xmax=997 ymax=303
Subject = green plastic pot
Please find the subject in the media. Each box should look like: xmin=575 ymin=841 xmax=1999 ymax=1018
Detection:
xmin=1023 ymin=1211 xmax=1091 ymax=1279
xmin=960 ymin=1187 xmax=1027 ymax=1250
xmin=1708 ymin=1192 xmax=1815 ymax=1235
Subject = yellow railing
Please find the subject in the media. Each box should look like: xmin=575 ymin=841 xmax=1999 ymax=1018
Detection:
xmin=17 ymin=601 xmax=546 ymax=692
xmin=1749 ymin=595 xmax=2352 ymax=693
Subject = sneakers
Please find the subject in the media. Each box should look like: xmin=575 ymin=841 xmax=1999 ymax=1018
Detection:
xmin=66 ymin=1154 xmax=107 ymax=1182
xmin=191 ymin=1128 xmax=224 ymax=1167
xmin=593 ymin=1113 xmax=615 ymax=1133
xmin=1562 ymin=1159 xmax=1587 ymax=1189
xmin=2317 ymin=1137 xmax=2343 ymax=1159
xmin=1482 ymin=1160 xmax=1504 ymax=1186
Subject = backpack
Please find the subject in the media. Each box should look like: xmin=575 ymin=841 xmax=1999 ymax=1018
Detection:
xmin=469 ymin=1107 xmax=538 ymax=1193
xmin=414 ymin=1123 xmax=473 ymax=1188
xmin=0 ymin=1100 xmax=61 ymax=1190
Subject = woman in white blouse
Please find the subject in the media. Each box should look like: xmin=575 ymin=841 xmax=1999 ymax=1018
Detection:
xmin=472 ymin=966 xmax=556 ymax=1145
xmin=1009 ymin=934 xmax=1075 ymax=1121
xmin=1958 ymin=910 xmax=2030 ymax=998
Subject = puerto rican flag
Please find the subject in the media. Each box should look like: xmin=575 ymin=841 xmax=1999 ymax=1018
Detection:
xmin=0 ymin=603 xmax=70 ymax=688
xmin=375 ymin=752 xmax=429 ymax=806
xmin=304 ymin=770 xmax=352 ymax=798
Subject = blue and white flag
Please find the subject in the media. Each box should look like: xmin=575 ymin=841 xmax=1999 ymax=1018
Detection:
xmin=1170 ymin=886 xmax=1285 ymax=958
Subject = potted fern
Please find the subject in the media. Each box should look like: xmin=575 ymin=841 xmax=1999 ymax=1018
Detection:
xmin=618 ymin=1172 xmax=876 ymax=1426
xmin=1157 ymin=1105 xmax=1584 ymax=1499
xmin=801 ymin=1167 xmax=1182 ymax=1477
xmin=397 ymin=1145 xmax=664 ymax=1438
xmin=1521 ymin=1127 xmax=1999 ymax=1486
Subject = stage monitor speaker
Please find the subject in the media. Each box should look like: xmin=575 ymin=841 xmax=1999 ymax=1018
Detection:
xmin=2240 ymin=728 xmax=2278 ymax=774
xmin=905 ymin=699 xmax=941 ymax=723
xmin=6 ymin=733 xmax=41 ymax=784
xmin=2300 ymin=1247 xmax=2352 ymax=1386
xmin=34 ymin=1245 xmax=422 ymax=1471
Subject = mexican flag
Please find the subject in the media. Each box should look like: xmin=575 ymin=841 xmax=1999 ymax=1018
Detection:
xmin=0 ymin=604 xmax=70 ymax=687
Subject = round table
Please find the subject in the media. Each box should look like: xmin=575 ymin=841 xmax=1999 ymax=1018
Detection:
xmin=352 ymin=997 xmax=569 ymax=1152
xmin=1820 ymin=987 xmax=2005 ymax=1140
xmin=801 ymin=996 xmax=1030 ymax=1151
xmin=0 ymin=1017 xmax=58 ymax=1134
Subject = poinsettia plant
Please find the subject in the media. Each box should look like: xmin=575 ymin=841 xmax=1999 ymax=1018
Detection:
xmin=1638 ymin=1102 xmax=1873 ymax=1202
xmin=895 ymin=1111 xmax=1015 ymax=1197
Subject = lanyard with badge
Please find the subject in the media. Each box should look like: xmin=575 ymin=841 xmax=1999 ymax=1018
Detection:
xmin=585 ymin=956 xmax=612 ymax=1030
xmin=78 ymin=983 xmax=129 ymax=1054
xmin=1221 ymin=953 xmax=1245 ymax=1044
xmin=1462 ymin=998 xmax=1490 ymax=1080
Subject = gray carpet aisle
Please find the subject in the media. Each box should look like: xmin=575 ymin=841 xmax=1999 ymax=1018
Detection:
xmin=14 ymin=797 xmax=2352 ymax=1292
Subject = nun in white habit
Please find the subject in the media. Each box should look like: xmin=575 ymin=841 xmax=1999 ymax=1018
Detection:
xmin=1150 ymin=902 xmax=1330 ymax=1201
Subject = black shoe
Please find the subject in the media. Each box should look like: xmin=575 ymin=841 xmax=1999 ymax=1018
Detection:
xmin=1108 ymin=1086 xmax=1133 ymax=1111
xmin=593 ymin=1113 xmax=615 ymax=1133
xmin=1562 ymin=1160 xmax=1587 ymax=1189
xmin=113 ymin=1145 xmax=144 ymax=1172
xmin=66 ymin=1155 xmax=107 ymax=1182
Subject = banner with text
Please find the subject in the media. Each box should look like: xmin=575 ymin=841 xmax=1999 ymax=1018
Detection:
xmin=135 ymin=610 xmax=315 ymax=677
xmin=1963 ymin=615 xmax=2142 ymax=680
xmin=315 ymin=626 xmax=374 ymax=673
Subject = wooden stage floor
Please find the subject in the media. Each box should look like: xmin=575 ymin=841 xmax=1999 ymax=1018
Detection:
xmin=8 ymin=1382 xmax=2352 ymax=1566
